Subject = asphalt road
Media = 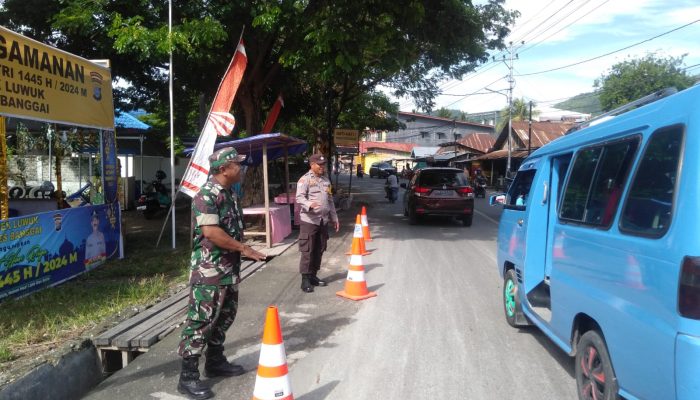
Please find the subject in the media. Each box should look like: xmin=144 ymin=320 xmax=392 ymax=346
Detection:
xmin=84 ymin=173 xmax=577 ymax=400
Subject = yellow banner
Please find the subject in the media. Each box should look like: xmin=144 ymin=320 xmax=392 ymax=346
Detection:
xmin=334 ymin=128 xmax=359 ymax=146
xmin=0 ymin=26 xmax=114 ymax=130
xmin=0 ymin=116 xmax=7 ymax=220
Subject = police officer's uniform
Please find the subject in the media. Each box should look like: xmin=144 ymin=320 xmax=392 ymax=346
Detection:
xmin=296 ymin=154 xmax=337 ymax=292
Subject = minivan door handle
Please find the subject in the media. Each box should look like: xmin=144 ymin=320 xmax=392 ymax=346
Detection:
xmin=542 ymin=182 xmax=548 ymax=205
xmin=518 ymin=219 xmax=524 ymax=226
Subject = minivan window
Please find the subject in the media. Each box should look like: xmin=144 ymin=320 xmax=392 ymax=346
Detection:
xmin=419 ymin=171 xmax=468 ymax=187
xmin=620 ymin=125 xmax=683 ymax=237
xmin=560 ymin=147 xmax=601 ymax=221
xmin=560 ymin=137 xmax=639 ymax=226
xmin=506 ymin=169 xmax=536 ymax=208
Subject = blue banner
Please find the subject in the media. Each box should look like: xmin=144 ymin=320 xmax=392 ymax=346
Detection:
xmin=0 ymin=204 xmax=121 ymax=301
xmin=101 ymin=130 xmax=118 ymax=203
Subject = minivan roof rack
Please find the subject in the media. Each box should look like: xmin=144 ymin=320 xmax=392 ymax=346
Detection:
xmin=566 ymin=87 xmax=678 ymax=134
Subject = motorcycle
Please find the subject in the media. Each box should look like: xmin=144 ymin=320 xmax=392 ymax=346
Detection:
xmin=474 ymin=177 xmax=487 ymax=198
xmin=136 ymin=170 xmax=172 ymax=219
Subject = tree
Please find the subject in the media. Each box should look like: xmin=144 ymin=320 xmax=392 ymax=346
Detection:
xmin=594 ymin=54 xmax=695 ymax=111
xmin=496 ymin=98 xmax=538 ymax=131
xmin=436 ymin=108 xmax=453 ymax=119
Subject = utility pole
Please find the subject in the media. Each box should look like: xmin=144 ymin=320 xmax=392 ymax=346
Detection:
xmin=528 ymin=101 xmax=533 ymax=155
xmin=506 ymin=41 xmax=515 ymax=177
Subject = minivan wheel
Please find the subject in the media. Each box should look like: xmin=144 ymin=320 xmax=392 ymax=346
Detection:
xmin=503 ymin=269 xmax=521 ymax=327
xmin=461 ymin=214 xmax=473 ymax=227
xmin=575 ymin=330 xmax=618 ymax=400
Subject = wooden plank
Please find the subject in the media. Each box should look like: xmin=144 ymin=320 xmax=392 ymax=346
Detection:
xmin=112 ymin=294 xmax=188 ymax=349
xmin=134 ymin=306 xmax=188 ymax=348
xmin=94 ymin=289 xmax=188 ymax=346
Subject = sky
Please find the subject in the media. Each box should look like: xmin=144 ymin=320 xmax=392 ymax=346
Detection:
xmin=392 ymin=0 xmax=700 ymax=115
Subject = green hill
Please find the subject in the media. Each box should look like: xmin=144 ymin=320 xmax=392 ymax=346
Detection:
xmin=554 ymin=92 xmax=602 ymax=115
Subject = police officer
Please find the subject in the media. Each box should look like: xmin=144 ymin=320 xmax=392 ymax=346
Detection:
xmin=177 ymin=147 xmax=266 ymax=399
xmin=296 ymin=153 xmax=340 ymax=293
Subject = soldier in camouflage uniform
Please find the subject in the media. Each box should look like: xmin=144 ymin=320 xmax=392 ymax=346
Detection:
xmin=177 ymin=147 xmax=266 ymax=400
xmin=296 ymin=153 xmax=340 ymax=293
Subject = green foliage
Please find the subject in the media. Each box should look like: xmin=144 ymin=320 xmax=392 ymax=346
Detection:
xmin=435 ymin=108 xmax=453 ymax=119
xmin=594 ymin=54 xmax=695 ymax=111
xmin=496 ymin=98 xmax=538 ymax=131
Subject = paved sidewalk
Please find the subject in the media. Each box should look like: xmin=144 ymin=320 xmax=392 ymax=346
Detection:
xmin=84 ymin=174 xmax=374 ymax=400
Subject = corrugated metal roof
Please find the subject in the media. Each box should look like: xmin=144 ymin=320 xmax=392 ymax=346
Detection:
xmin=115 ymin=110 xmax=151 ymax=131
xmin=510 ymin=121 xmax=572 ymax=148
xmin=457 ymin=133 xmax=495 ymax=153
xmin=411 ymin=146 xmax=440 ymax=157
xmin=398 ymin=111 xmax=493 ymax=129
xmin=359 ymin=141 xmax=416 ymax=154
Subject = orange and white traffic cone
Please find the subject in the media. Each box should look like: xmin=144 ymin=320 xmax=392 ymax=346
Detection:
xmin=252 ymin=306 xmax=294 ymax=400
xmin=345 ymin=214 xmax=371 ymax=256
xmin=361 ymin=206 xmax=372 ymax=242
xmin=337 ymin=239 xmax=377 ymax=301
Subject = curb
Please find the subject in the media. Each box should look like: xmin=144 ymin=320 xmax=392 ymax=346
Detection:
xmin=0 ymin=341 xmax=102 ymax=400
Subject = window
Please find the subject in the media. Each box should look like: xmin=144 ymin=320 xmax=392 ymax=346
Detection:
xmin=454 ymin=133 xmax=462 ymax=139
xmin=436 ymin=132 xmax=446 ymax=139
xmin=506 ymin=169 xmax=536 ymax=209
xmin=420 ymin=131 xmax=431 ymax=139
xmin=620 ymin=126 xmax=683 ymax=237
xmin=419 ymin=170 xmax=468 ymax=187
xmin=560 ymin=137 xmax=639 ymax=226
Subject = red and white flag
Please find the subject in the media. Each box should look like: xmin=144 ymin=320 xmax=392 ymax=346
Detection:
xmin=261 ymin=94 xmax=284 ymax=133
xmin=180 ymin=40 xmax=247 ymax=197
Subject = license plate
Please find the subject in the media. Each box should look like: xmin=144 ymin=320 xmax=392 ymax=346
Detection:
xmin=137 ymin=205 xmax=147 ymax=211
xmin=431 ymin=190 xmax=455 ymax=198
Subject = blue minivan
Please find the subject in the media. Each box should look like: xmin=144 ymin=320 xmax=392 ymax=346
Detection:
xmin=491 ymin=85 xmax=700 ymax=400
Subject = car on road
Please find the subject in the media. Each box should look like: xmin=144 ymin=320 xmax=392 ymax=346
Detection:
xmin=369 ymin=162 xmax=397 ymax=178
xmin=400 ymin=167 xmax=474 ymax=226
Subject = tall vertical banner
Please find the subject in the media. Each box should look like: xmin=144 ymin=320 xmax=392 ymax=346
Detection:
xmin=101 ymin=130 xmax=118 ymax=203
xmin=180 ymin=39 xmax=247 ymax=197
xmin=0 ymin=117 xmax=7 ymax=220
xmin=262 ymin=94 xmax=284 ymax=133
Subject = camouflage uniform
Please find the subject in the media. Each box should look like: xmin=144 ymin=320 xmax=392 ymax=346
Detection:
xmin=178 ymin=175 xmax=245 ymax=357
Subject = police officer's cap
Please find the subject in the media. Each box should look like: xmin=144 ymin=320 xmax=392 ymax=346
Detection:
xmin=308 ymin=153 xmax=327 ymax=165
xmin=209 ymin=147 xmax=247 ymax=169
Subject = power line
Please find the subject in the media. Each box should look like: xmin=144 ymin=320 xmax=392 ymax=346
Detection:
xmin=519 ymin=0 xmax=609 ymax=55
xmin=511 ymin=0 xmax=577 ymax=46
xmin=516 ymin=19 xmax=700 ymax=76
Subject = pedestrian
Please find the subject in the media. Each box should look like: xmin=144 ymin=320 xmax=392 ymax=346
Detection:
xmin=356 ymin=163 xmax=364 ymax=178
xmin=177 ymin=147 xmax=266 ymax=400
xmin=385 ymin=171 xmax=399 ymax=203
xmin=296 ymin=153 xmax=340 ymax=293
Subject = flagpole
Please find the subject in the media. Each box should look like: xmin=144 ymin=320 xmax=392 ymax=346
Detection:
xmin=169 ymin=0 xmax=176 ymax=249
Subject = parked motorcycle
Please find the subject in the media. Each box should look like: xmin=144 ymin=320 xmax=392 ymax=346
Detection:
xmin=136 ymin=170 xmax=171 ymax=219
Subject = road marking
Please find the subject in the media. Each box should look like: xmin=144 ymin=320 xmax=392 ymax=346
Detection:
xmin=149 ymin=392 xmax=187 ymax=399
xmin=474 ymin=209 xmax=499 ymax=225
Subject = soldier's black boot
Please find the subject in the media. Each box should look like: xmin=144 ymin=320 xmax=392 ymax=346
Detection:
xmin=309 ymin=273 xmax=327 ymax=287
xmin=301 ymin=274 xmax=314 ymax=293
xmin=177 ymin=356 xmax=214 ymax=400
xmin=204 ymin=345 xmax=244 ymax=377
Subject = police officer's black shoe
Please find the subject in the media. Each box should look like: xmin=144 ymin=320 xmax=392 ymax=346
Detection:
xmin=178 ymin=356 xmax=214 ymax=400
xmin=301 ymin=275 xmax=314 ymax=293
xmin=204 ymin=346 xmax=245 ymax=377
xmin=309 ymin=274 xmax=327 ymax=287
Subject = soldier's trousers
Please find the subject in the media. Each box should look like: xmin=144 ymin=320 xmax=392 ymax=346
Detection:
xmin=178 ymin=284 xmax=238 ymax=357
xmin=298 ymin=221 xmax=328 ymax=274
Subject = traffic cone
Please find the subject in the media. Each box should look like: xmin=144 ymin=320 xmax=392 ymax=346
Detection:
xmin=346 ymin=215 xmax=371 ymax=256
xmin=337 ymin=241 xmax=377 ymax=301
xmin=361 ymin=206 xmax=372 ymax=241
xmin=252 ymin=306 xmax=294 ymax=400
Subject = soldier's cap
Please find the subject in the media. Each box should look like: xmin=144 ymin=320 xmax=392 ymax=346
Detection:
xmin=308 ymin=153 xmax=327 ymax=165
xmin=209 ymin=147 xmax=247 ymax=170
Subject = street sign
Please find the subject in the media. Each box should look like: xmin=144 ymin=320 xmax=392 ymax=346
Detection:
xmin=0 ymin=26 xmax=115 ymax=130
xmin=334 ymin=128 xmax=359 ymax=146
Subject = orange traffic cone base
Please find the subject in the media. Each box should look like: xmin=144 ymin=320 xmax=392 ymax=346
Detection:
xmin=345 ymin=249 xmax=372 ymax=256
xmin=336 ymin=290 xmax=377 ymax=301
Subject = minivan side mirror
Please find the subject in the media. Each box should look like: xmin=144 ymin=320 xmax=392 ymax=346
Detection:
xmin=489 ymin=194 xmax=506 ymax=206
xmin=400 ymin=183 xmax=407 ymax=189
